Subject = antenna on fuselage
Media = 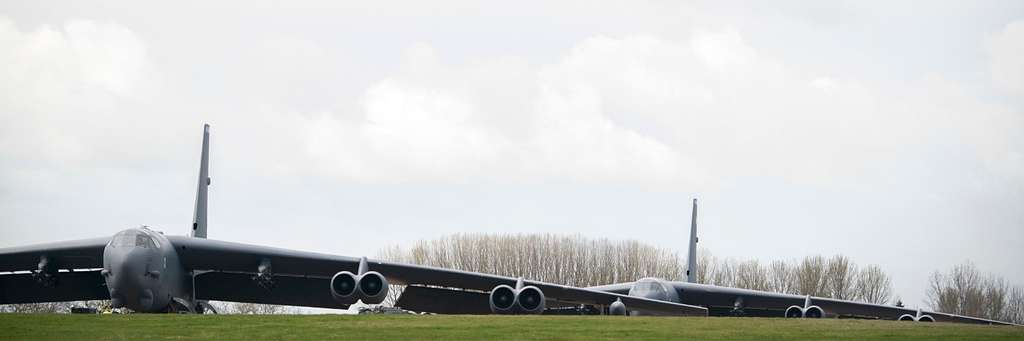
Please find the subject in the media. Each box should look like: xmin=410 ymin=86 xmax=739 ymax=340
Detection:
xmin=191 ymin=124 xmax=210 ymax=239
xmin=686 ymin=198 xmax=698 ymax=283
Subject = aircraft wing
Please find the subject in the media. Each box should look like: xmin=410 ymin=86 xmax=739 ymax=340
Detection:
xmin=170 ymin=237 xmax=707 ymax=315
xmin=0 ymin=238 xmax=110 ymax=304
xmin=0 ymin=238 xmax=109 ymax=272
xmin=0 ymin=271 xmax=110 ymax=304
xmin=667 ymin=282 xmax=1018 ymax=325
xmin=193 ymin=272 xmax=350 ymax=309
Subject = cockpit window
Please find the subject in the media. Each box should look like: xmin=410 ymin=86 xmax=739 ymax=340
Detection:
xmin=110 ymin=230 xmax=157 ymax=248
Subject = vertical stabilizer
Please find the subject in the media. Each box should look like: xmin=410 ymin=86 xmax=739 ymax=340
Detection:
xmin=686 ymin=198 xmax=698 ymax=283
xmin=191 ymin=124 xmax=211 ymax=238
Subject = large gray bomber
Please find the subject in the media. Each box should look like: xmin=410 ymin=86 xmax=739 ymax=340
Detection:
xmin=0 ymin=125 xmax=1015 ymax=325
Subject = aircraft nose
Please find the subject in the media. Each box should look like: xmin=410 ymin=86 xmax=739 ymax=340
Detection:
xmin=106 ymin=249 xmax=149 ymax=309
xmin=112 ymin=254 xmax=143 ymax=288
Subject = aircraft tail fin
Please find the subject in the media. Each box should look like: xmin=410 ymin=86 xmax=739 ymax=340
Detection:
xmin=686 ymin=198 xmax=698 ymax=283
xmin=190 ymin=124 xmax=211 ymax=238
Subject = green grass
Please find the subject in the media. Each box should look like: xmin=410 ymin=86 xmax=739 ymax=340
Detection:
xmin=0 ymin=314 xmax=1021 ymax=340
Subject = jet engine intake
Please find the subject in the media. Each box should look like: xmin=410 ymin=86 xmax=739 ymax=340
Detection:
xmin=516 ymin=286 xmax=545 ymax=314
xmin=785 ymin=305 xmax=804 ymax=318
xmin=330 ymin=257 xmax=391 ymax=305
xmin=784 ymin=305 xmax=824 ymax=318
xmin=330 ymin=270 xmax=390 ymax=304
xmin=330 ymin=271 xmax=358 ymax=302
xmin=489 ymin=285 xmax=517 ymax=314
xmin=356 ymin=271 xmax=389 ymax=305
xmin=803 ymin=305 xmax=824 ymax=318
xmin=899 ymin=313 xmax=934 ymax=322
xmin=488 ymin=284 xmax=546 ymax=314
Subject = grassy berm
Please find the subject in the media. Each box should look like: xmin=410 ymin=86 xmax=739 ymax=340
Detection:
xmin=0 ymin=314 xmax=1021 ymax=340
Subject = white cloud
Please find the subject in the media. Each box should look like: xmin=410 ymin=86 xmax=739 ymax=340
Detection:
xmin=987 ymin=20 xmax=1024 ymax=96
xmin=0 ymin=17 xmax=154 ymax=167
xmin=300 ymin=40 xmax=690 ymax=186
xmin=280 ymin=28 xmax=1024 ymax=191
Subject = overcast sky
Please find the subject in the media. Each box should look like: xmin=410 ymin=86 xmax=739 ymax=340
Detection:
xmin=1 ymin=1 xmax=1022 ymax=308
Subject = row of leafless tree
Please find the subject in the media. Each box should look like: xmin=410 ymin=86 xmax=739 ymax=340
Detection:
xmin=696 ymin=250 xmax=896 ymax=304
xmin=0 ymin=300 xmax=292 ymax=314
xmin=376 ymin=234 xmax=900 ymax=306
xmin=207 ymin=301 xmax=293 ymax=314
xmin=0 ymin=301 xmax=107 ymax=313
xmin=378 ymin=233 xmax=685 ymax=287
xmin=926 ymin=262 xmax=1024 ymax=323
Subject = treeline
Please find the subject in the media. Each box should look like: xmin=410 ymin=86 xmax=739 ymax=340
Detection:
xmin=696 ymin=250 xmax=896 ymax=304
xmin=0 ymin=300 xmax=291 ymax=315
xmin=926 ymin=262 xmax=1024 ymax=323
xmin=0 ymin=301 xmax=107 ymax=313
xmin=208 ymin=301 xmax=293 ymax=314
xmin=377 ymin=234 xmax=897 ymax=306
xmin=378 ymin=233 xmax=684 ymax=287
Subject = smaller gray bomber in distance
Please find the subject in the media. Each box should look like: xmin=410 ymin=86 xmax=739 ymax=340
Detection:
xmin=0 ymin=125 xmax=1017 ymax=325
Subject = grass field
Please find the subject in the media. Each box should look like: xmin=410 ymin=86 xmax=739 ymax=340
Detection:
xmin=0 ymin=314 xmax=1021 ymax=340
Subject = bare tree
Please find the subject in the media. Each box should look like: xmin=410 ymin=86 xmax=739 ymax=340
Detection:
xmin=854 ymin=265 xmax=893 ymax=304
xmin=1006 ymin=286 xmax=1024 ymax=324
xmin=767 ymin=259 xmax=795 ymax=294
xmin=794 ymin=255 xmax=827 ymax=297
xmin=215 ymin=302 xmax=293 ymax=314
xmin=825 ymin=255 xmax=858 ymax=300
xmin=709 ymin=258 xmax=736 ymax=287
xmin=924 ymin=262 xmax=1020 ymax=321
xmin=927 ymin=262 xmax=984 ymax=317
xmin=983 ymin=276 xmax=1009 ymax=321
xmin=734 ymin=260 xmax=769 ymax=291
xmin=695 ymin=247 xmax=713 ymax=284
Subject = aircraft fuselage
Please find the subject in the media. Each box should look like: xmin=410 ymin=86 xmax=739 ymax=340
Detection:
xmin=102 ymin=228 xmax=190 ymax=312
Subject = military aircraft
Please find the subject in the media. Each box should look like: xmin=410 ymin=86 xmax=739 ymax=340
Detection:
xmin=0 ymin=125 xmax=1016 ymax=325
xmin=396 ymin=200 xmax=1017 ymax=325
xmin=0 ymin=124 xmax=704 ymax=316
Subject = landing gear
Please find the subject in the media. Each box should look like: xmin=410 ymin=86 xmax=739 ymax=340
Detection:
xmin=196 ymin=301 xmax=218 ymax=314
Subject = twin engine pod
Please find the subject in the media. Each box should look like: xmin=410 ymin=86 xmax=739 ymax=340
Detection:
xmin=330 ymin=270 xmax=389 ymax=305
xmin=785 ymin=296 xmax=824 ymax=318
xmin=898 ymin=311 xmax=935 ymax=322
xmin=785 ymin=304 xmax=824 ymax=318
xmin=489 ymin=284 xmax=546 ymax=314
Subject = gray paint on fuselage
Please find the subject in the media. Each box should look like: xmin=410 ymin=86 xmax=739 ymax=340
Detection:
xmin=103 ymin=228 xmax=190 ymax=313
xmin=626 ymin=277 xmax=681 ymax=316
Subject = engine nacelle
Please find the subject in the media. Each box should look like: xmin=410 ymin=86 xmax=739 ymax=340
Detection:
xmin=357 ymin=271 xmax=389 ymax=305
xmin=516 ymin=286 xmax=545 ymax=314
xmin=803 ymin=305 xmax=824 ymax=318
xmin=899 ymin=313 xmax=934 ymax=322
xmin=609 ymin=299 xmax=627 ymax=316
xmin=330 ymin=271 xmax=390 ymax=304
xmin=489 ymin=284 xmax=546 ymax=314
xmin=784 ymin=305 xmax=824 ymax=318
xmin=489 ymin=285 xmax=517 ymax=314
xmin=330 ymin=271 xmax=359 ymax=303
